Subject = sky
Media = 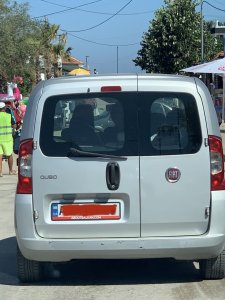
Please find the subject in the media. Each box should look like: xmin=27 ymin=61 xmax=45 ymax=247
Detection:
xmin=15 ymin=0 xmax=225 ymax=74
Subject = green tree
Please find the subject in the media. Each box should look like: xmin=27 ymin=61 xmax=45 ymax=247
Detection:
xmin=35 ymin=21 xmax=72 ymax=80
xmin=0 ymin=0 xmax=38 ymax=84
xmin=0 ymin=0 xmax=72 ymax=94
xmin=133 ymin=0 xmax=223 ymax=74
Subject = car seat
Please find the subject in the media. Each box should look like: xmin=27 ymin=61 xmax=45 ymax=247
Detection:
xmin=152 ymin=108 xmax=187 ymax=150
xmin=67 ymin=104 xmax=100 ymax=145
xmin=150 ymin=112 xmax=167 ymax=135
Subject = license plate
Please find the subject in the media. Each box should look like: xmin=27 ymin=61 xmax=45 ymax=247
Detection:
xmin=51 ymin=202 xmax=121 ymax=221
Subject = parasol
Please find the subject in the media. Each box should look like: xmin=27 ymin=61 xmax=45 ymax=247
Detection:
xmin=181 ymin=58 xmax=225 ymax=122
xmin=68 ymin=67 xmax=90 ymax=76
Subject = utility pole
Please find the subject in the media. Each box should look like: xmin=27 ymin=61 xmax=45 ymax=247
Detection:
xmin=201 ymin=0 xmax=204 ymax=63
xmin=85 ymin=56 xmax=89 ymax=69
xmin=116 ymin=46 xmax=119 ymax=73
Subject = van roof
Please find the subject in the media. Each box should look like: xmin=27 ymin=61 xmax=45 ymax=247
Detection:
xmin=41 ymin=73 xmax=195 ymax=87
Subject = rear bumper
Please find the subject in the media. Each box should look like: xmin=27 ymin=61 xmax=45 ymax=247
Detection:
xmin=15 ymin=192 xmax=225 ymax=262
xmin=17 ymin=234 xmax=225 ymax=262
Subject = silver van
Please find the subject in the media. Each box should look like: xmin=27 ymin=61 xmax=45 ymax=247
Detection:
xmin=15 ymin=74 xmax=225 ymax=282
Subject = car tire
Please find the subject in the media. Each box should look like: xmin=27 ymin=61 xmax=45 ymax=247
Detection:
xmin=17 ymin=245 xmax=44 ymax=283
xmin=199 ymin=248 xmax=225 ymax=279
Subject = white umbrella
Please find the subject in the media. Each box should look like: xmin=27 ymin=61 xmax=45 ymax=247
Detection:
xmin=181 ymin=57 xmax=225 ymax=74
xmin=181 ymin=58 xmax=225 ymax=122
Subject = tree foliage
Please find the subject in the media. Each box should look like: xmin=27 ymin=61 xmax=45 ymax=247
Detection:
xmin=133 ymin=0 xmax=223 ymax=74
xmin=0 ymin=0 xmax=38 ymax=83
xmin=0 ymin=0 xmax=72 ymax=94
xmin=33 ymin=21 xmax=70 ymax=80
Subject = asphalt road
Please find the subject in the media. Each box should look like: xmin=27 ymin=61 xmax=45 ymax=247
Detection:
xmin=0 ymin=156 xmax=225 ymax=300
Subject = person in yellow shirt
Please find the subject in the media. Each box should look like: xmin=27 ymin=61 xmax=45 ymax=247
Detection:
xmin=0 ymin=102 xmax=17 ymax=177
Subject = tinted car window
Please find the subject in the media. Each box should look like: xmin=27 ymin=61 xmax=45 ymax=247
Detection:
xmin=140 ymin=92 xmax=202 ymax=155
xmin=40 ymin=92 xmax=138 ymax=157
xmin=40 ymin=92 xmax=202 ymax=157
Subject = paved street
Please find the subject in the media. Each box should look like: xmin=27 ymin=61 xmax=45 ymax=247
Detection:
xmin=1 ymin=152 xmax=225 ymax=300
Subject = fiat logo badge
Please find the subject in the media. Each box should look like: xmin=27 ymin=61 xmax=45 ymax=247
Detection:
xmin=165 ymin=168 xmax=181 ymax=183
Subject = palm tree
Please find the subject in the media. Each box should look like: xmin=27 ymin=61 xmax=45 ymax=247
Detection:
xmin=52 ymin=33 xmax=71 ymax=77
xmin=36 ymin=20 xmax=72 ymax=80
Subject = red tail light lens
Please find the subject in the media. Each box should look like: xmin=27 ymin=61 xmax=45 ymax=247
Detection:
xmin=101 ymin=86 xmax=122 ymax=92
xmin=209 ymin=135 xmax=225 ymax=190
xmin=16 ymin=139 xmax=33 ymax=194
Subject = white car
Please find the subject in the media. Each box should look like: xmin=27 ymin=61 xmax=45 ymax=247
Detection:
xmin=15 ymin=74 xmax=225 ymax=282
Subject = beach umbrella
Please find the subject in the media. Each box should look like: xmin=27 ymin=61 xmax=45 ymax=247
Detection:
xmin=68 ymin=68 xmax=90 ymax=76
xmin=181 ymin=58 xmax=225 ymax=122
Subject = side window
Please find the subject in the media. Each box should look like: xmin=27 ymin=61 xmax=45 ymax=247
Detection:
xmin=147 ymin=95 xmax=201 ymax=155
xmin=54 ymin=100 xmax=73 ymax=131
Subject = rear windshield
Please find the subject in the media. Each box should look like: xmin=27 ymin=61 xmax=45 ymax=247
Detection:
xmin=40 ymin=92 xmax=202 ymax=156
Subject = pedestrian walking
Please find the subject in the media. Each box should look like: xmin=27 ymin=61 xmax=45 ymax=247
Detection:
xmin=0 ymin=102 xmax=17 ymax=177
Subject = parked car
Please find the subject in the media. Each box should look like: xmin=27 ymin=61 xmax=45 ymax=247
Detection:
xmin=15 ymin=74 xmax=225 ymax=282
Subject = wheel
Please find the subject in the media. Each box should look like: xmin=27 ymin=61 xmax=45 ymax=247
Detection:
xmin=199 ymin=248 xmax=225 ymax=279
xmin=17 ymin=245 xmax=44 ymax=283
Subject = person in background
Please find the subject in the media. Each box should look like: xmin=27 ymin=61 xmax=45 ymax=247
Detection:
xmin=4 ymin=101 xmax=16 ymax=123
xmin=19 ymin=102 xmax=26 ymax=118
xmin=5 ymin=100 xmax=23 ymax=154
xmin=13 ymin=83 xmax=21 ymax=101
xmin=0 ymin=102 xmax=17 ymax=176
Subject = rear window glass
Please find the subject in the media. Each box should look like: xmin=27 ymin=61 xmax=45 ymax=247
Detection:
xmin=40 ymin=93 xmax=138 ymax=157
xmin=140 ymin=93 xmax=202 ymax=155
xmin=39 ymin=92 xmax=202 ymax=157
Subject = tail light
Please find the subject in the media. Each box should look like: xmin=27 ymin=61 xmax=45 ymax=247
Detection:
xmin=209 ymin=135 xmax=225 ymax=190
xmin=16 ymin=139 xmax=33 ymax=194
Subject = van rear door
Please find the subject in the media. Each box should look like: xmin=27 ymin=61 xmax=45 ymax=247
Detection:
xmin=32 ymin=88 xmax=140 ymax=239
xmin=138 ymin=83 xmax=210 ymax=237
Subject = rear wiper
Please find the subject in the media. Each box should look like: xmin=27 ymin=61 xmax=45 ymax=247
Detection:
xmin=68 ymin=147 xmax=127 ymax=160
